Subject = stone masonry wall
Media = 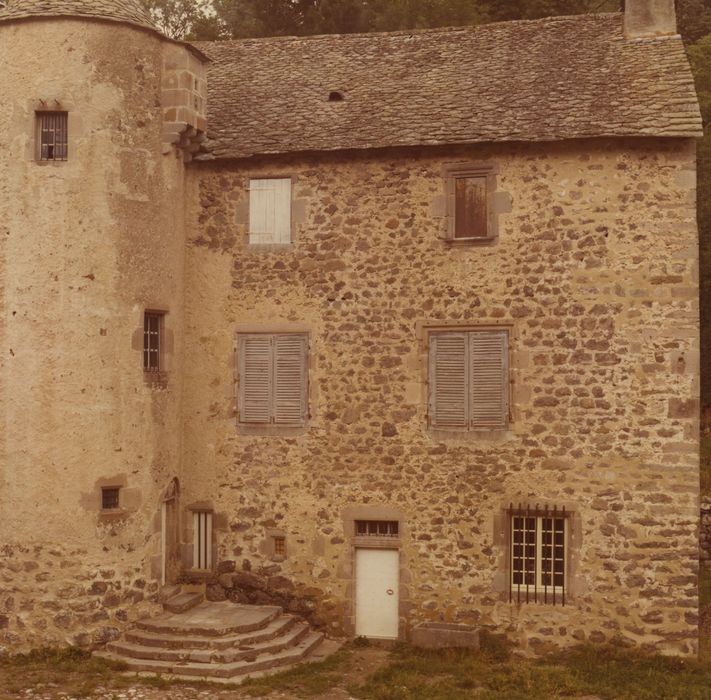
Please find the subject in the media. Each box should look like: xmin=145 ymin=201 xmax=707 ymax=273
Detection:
xmin=0 ymin=18 xmax=191 ymax=651
xmin=183 ymin=138 xmax=700 ymax=655
xmin=702 ymin=498 xmax=711 ymax=567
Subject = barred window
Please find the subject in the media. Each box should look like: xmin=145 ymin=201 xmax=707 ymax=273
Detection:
xmin=37 ymin=112 xmax=68 ymax=162
xmin=143 ymin=312 xmax=164 ymax=372
xmin=101 ymin=487 xmax=120 ymax=510
xmin=509 ymin=504 xmax=567 ymax=605
xmin=355 ymin=520 xmax=399 ymax=537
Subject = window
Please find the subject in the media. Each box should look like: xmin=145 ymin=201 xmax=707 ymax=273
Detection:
xmin=273 ymin=535 xmax=286 ymax=557
xmin=509 ymin=505 xmax=567 ymax=605
xmin=101 ymin=487 xmax=120 ymax=510
xmin=237 ymin=333 xmax=308 ymax=427
xmin=428 ymin=329 xmax=509 ymax=430
xmin=193 ymin=511 xmax=213 ymax=570
xmin=143 ymin=312 xmax=164 ymax=372
xmin=445 ymin=164 xmax=494 ymax=241
xmin=249 ymin=178 xmax=292 ymax=245
xmin=36 ymin=112 xmax=68 ymax=162
xmin=355 ymin=520 xmax=399 ymax=537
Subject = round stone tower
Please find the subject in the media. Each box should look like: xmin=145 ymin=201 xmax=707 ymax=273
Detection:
xmin=0 ymin=0 xmax=207 ymax=649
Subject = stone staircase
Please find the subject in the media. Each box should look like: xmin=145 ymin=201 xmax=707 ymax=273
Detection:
xmin=95 ymin=590 xmax=329 ymax=682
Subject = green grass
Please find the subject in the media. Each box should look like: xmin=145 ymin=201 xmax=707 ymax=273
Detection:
xmin=239 ymin=646 xmax=352 ymax=697
xmin=700 ymin=434 xmax=711 ymax=496
xmin=351 ymin=638 xmax=711 ymax=700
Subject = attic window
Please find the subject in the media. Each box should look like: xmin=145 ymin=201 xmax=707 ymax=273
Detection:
xmin=328 ymin=91 xmax=344 ymax=102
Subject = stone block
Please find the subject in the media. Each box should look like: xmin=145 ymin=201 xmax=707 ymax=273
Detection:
xmin=410 ymin=622 xmax=480 ymax=649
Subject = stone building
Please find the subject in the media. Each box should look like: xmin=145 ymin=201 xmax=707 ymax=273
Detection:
xmin=0 ymin=0 xmax=703 ymax=659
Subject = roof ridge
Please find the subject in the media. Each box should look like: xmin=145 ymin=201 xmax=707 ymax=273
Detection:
xmin=192 ymin=11 xmax=622 ymax=48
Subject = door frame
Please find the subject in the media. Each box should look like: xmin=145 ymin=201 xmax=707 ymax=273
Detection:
xmin=341 ymin=505 xmax=409 ymax=640
xmin=160 ymin=477 xmax=180 ymax=586
xmin=354 ymin=546 xmax=401 ymax=639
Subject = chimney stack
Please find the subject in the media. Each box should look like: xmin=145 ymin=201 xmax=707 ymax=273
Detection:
xmin=624 ymin=0 xmax=677 ymax=38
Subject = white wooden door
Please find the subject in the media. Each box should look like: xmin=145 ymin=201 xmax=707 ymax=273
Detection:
xmin=355 ymin=548 xmax=399 ymax=639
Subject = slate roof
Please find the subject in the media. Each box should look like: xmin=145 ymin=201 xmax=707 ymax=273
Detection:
xmin=194 ymin=12 xmax=703 ymax=160
xmin=0 ymin=0 xmax=157 ymax=32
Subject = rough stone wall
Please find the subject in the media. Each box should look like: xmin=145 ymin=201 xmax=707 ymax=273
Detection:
xmin=0 ymin=18 xmax=190 ymax=651
xmin=702 ymin=498 xmax=711 ymax=566
xmin=183 ymin=138 xmax=700 ymax=655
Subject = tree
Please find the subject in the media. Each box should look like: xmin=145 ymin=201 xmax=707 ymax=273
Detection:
xmin=141 ymin=0 xmax=225 ymax=39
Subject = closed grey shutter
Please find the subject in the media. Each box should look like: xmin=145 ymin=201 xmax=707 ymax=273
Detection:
xmin=238 ymin=334 xmax=272 ymax=424
xmin=429 ymin=332 xmax=468 ymax=429
xmin=470 ymin=330 xmax=508 ymax=428
xmin=274 ymin=334 xmax=307 ymax=426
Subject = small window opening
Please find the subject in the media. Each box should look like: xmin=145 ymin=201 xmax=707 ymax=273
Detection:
xmin=328 ymin=91 xmax=344 ymax=102
xmin=355 ymin=520 xmax=399 ymax=537
xmin=143 ymin=311 xmax=164 ymax=372
xmin=193 ymin=511 xmax=213 ymax=570
xmin=101 ymin=487 xmax=120 ymax=510
xmin=37 ymin=111 xmax=68 ymax=162
xmin=273 ymin=535 xmax=286 ymax=557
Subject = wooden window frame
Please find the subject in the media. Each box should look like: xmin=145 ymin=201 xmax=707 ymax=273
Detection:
xmin=36 ymin=111 xmax=68 ymax=162
xmin=444 ymin=163 xmax=496 ymax=243
xmin=508 ymin=505 xmax=569 ymax=605
xmin=428 ymin=328 xmax=510 ymax=432
xmin=248 ymin=177 xmax=293 ymax=246
xmin=191 ymin=509 xmax=214 ymax=571
xmin=236 ymin=332 xmax=309 ymax=430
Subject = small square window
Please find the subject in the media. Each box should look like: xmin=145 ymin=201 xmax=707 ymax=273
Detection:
xmin=273 ymin=536 xmax=286 ymax=557
xmin=36 ymin=111 xmax=68 ymax=162
xmin=143 ymin=311 xmax=164 ymax=372
xmin=248 ymin=178 xmax=292 ymax=245
xmin=444 ymin=164 xmax=494 ymax=242
xmin=101 ymin=487 xmax=120 ymax=510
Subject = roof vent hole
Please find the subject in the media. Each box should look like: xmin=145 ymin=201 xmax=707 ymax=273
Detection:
xmin=328 ymin=91 xmax=344 ymax=102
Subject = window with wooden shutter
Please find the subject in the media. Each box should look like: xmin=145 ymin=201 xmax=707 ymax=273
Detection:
xmin=237 ymin=333 xmax=308 ymax=427
xmin=444 ymin=164 xmax=495 ymax=242
xmin=428 ymin=329 xmax=509 ymax=430
xmin=248 ymin=178 xmax=292 ymax=245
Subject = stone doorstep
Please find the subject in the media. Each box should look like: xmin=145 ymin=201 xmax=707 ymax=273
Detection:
xmin=125 ymin=613 xmax=298 ymax=650
xmin=108 ymin=621 xmax=310 ymax=664
xmin=163 ymin=591 xmax=204 ymax=614
xmin=137 ymin=602 xmax=282 ymax=637
xmin=96 ymin=630 xmax=325 ymax=680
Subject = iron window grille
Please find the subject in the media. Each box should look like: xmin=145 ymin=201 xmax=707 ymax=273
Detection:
xmin=143 ymin=312 xmax=163 ymax=372
xmin=355 ymin=520 xmax=399 ymax=537
xmin=193 ymin=511 xmax=213 ymax=570
xmin=273 ymin=536 xmax=286 ymax=557
xmin=101 ymin=487 xmax=120 ymax=510
xmin=37 ymin=112 xmax=68 ymax=162
xmin=509 ymin=503 xmax=567 ymax=606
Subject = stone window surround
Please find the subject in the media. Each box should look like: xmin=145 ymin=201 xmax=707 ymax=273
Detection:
xmin=436 ymin=161 xmax=512 ymax=245
xmin=131 ymin=306 xmax=173 ymax=388
xmin=491 ymin=501 xmax=585 ymax=603
xmin=234 ymin=173 xmax=308 ymax=252
xmin=233 ymin=322 xmax=318 ymax=436
xmin=340 ymin=504 xmax=410 ymax=640
xmin=27 ymin=99 xmax=81 ymax=165
xmin=93 ymin=474 xmax=140 ymax=524
xmin=262 ymin=528 xmax=288 ymax=562
xmin=415 ymin=320 xmax=517 ymax=443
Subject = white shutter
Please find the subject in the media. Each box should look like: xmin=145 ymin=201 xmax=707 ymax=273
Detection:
xmin=249 ymin=178 xmax=292 ymax=245
xmin=238 ymin=334 xmax=272 ymax=424
xmin=470 ymin=330 xmax=508 ymax=428
xmin=429 ymin=333 xmax=468 ymax=429
xmin=274 ymin=334 xmax=307 ymax=426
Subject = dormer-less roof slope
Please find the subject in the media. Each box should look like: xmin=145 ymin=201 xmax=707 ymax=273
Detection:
xmin=0 ymin=0 xmax=158 ymax=32
xmin=194 ymin=12 xmax=702 ymax=160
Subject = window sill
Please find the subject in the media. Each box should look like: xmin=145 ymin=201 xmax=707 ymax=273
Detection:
xmin=427 ymin=427 xmax=514 ymax=443
xmin=143 ymin=371 xmax=168 ymax=389
xmin=442 ymin=236 xmax=497 ymax=246
xmin=98 ymin=509 xmax=127 ymax=522
xmin=237 ymin=423 xmax=309 ymax=437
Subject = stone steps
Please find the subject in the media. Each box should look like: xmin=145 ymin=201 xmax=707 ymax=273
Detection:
xmin=163 ymin=591 xmax=204 ymax=614
xmin=125 ymin=613 xmax=298 ymax=650
xmin=95 ymin=599 xmax=328 ymax=683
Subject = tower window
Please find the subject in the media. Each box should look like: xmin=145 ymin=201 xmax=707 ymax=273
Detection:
xmin=36 ymin=112 xmax=68 ymax=162
xmin=101 ymin=487 xmax=120 ymax=510
xmin=143 ymin=311 xmax=164 ymax=372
